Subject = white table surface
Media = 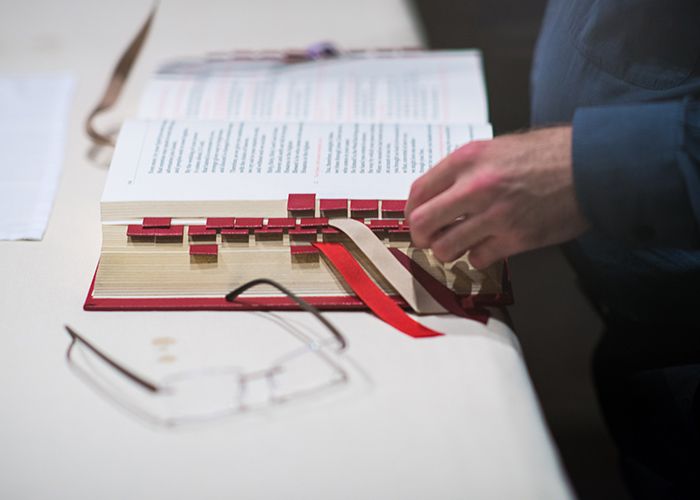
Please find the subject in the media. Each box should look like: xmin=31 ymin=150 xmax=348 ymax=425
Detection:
xmin=0 ymin=1 xmax=573 ymax=498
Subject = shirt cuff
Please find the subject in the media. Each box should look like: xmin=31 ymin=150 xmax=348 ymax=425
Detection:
xmin=572 ymin=100 xmax=699 ymax=246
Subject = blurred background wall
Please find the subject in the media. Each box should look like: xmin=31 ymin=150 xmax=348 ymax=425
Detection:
xmin=411 ymin=0 xmax=546 ymax=134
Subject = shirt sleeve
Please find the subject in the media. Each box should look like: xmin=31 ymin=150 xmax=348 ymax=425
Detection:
xmin=572 ymin=98 xmax=700 ymax=248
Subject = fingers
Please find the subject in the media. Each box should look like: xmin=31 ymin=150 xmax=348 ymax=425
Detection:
xmin=405 ymin=141 xmax=481 ymax=218
xmin=429 ymin=213 xmax=493 ymax=262
xmin=408 ymin=177 xmax=497 ymax=248
xmin=405 ymin=158 xmax=456 ymax=220
xmin=468 ymin=236 xmax=515 ymax=269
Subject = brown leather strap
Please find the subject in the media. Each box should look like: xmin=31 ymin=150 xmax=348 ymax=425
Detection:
xmin=85 ymin=5 xmax=157 ymax=147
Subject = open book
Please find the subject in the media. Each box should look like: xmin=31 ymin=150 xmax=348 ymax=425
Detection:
xmin=86 ymin=50 xmax=511 ymax=310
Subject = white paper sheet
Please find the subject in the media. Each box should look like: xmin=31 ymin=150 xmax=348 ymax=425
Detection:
xmin=0 ymin=74 xmax=74 ymax=240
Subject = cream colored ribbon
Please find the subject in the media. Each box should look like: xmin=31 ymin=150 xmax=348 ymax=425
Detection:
xmin=329 ymin=218 xmax=448 ymax=314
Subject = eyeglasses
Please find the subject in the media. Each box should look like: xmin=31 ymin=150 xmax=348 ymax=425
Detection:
xmin=65 ymin=279 xmax=349 ymax=427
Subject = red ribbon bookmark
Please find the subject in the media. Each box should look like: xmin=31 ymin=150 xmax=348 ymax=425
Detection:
xmin=313 ymin=242 xmax=443 ymax=338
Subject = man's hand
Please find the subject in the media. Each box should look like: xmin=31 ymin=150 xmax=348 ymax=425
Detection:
xmin=405 ymin=126 xmax=589 ymax=268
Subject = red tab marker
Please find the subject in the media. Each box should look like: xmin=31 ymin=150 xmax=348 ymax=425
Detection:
xmin=313 ymin=242 xmax=443 ymax=338
xmin=206 ymin=217 xmax=235 ymax=229
xmin=127 ymin=225 xmax=152 ymax=237
xmin=266 ymin=217 xmax=296 ymax=229
xmin=350 ymin=199 xmax=379 ymax=216
xmin=287 ymin=193 xmax=316 ymax=214
xmin=189 ymin=244 xmax=218 ymax=256
xmin=254 ymin=227 xmax=283 ymax=235
xmin=388 ymin=248 xmax=490 ymax=324
xmin=187 ymin=225 xmax=217 ymax=235
xmin=299 ymin=217 xmax=329 ymax=228
xmin=220 ymin=228 xmax=249 ymax=236
xmin=234 ymin=217 xmax=264 ymax=229
xmin=381 ymin=200 xmax=406 ymax=217
xmin=127 ymin=224 xmax=183 ymax=238
xmin=288 ymin=227 xmax=317 ymax=239
xmin=320 ymin=198 xmax=348 ymax=215
xmin=368 ymin=219 xmax=400 ymax=230
xmin=153 ymin=226 xmax=184 ymax=238
xmin=142 ymin=217 xmax=171 ymax=228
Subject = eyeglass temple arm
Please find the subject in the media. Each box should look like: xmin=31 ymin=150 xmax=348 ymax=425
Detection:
xmin=64 ymin=325 xmax=161 ymax=393
xmin=225 ymin=278 xmax=347 ymax=350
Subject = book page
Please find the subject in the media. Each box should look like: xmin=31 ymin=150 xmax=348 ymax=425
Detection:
xmin=103 ymin=119 xmax=492 ymax=203
xmin=138 ymin=50 xmax=488 ymax=125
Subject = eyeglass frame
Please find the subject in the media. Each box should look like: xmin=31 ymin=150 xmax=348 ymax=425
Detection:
xmin=64 ymin=278 xmax=349 ymax=423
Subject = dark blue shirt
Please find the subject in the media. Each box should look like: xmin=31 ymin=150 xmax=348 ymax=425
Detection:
xmin=530 ymin=0 xmax=700 ymax=326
